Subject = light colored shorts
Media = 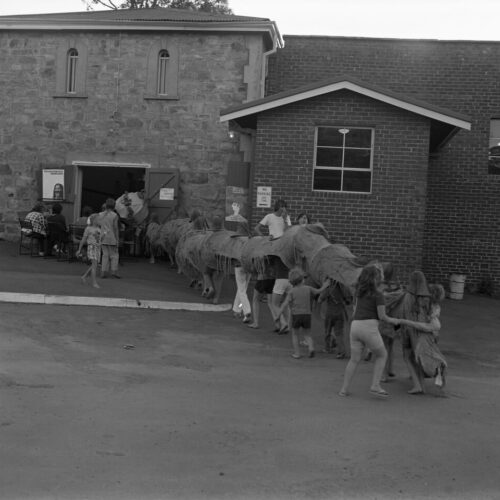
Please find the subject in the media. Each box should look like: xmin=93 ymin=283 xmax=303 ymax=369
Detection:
xmin=272 ymin=278 xmax=290 ymax=295
xmin=350 ymin=319 xmax=385 ymax=352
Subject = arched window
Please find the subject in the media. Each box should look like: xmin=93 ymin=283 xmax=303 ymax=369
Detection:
xmin=55 ymin=41 xmax=88 ymax=98
xmin=157 ymin=49 xmax=170 ymax=96
xmin=145 ymin=42 xmax=178 ymax=100
xmin=66 ymin=49 xmax=78 ymax=94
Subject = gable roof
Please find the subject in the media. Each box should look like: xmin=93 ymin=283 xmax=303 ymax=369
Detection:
xmin=220 ymin=75 xmax=471 ymax=150
xmin=0 ymin=7 xmax=283 ymax=49
xmin=220 ymin=75 xmax=471 ymax=130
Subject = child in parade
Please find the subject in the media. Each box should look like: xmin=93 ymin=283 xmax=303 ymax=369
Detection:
xmin=318 ymin=279 xmax=352 ymax=358
xmin=277 ymin=267 xmax=331 ymax=359
xmin=398 ymin=283 xmax=447 ymax=391
xmin=247 ymin=272 xmax=275 ymax=329
xmin=339 ymin=265 xmax=400 ymax=398
xmin=98 ymin=197 xmax=121 ymax=279
xmin=77 ymin=214 xmax=102 ymax=289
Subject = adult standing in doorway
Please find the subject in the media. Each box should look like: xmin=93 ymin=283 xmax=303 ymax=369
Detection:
xmin=98 ymin=198 xmax=121 ymax=279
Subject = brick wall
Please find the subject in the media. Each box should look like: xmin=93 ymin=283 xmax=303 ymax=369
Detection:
xmin=0 ymin=30 xmax=257 ymax=238
xmin=251 ymin=90 xmax=430 ymax=281
xmin=266 ymin=36 xmax=500 ymax=291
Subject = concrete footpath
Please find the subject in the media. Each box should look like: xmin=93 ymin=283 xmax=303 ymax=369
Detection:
xmin=0 ymin=240 xmax=236 ymax=311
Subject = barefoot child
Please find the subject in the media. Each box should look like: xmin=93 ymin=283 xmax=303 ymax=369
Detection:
xmin=276 ymin=267 xmax=331 ymax=359
xmin=77 ymin=214 xmax=102 ymax=288
xmin=339 ymin=265 xmax=400 ymax=398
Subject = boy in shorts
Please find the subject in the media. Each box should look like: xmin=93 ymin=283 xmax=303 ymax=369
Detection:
xmin=277 ymin=268 xmax=331 ymax=359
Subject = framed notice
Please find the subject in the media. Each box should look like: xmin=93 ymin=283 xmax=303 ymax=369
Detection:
xmin=159 ymin=187 xmax=175 ymax=201
xmin=256 ymin=186 xmax=272 ymax=208
xmin=42 ymin=169 xmax=65 ymax=201
xmin=225 ymin=186 xmax=249 ymax=223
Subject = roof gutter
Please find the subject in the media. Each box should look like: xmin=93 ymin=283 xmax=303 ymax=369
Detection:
xmin=260 ymin=20 xmax=283 ymax=98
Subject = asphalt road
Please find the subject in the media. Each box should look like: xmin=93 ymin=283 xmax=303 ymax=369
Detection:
xmin=1 ymin=294 xmax=500 ymax=500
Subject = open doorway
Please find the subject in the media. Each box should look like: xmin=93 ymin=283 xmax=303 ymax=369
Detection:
xmin=78 ymin=164 xmax=147 ymax=216
xmin=70 ymin=161 xmax=179 ymax=225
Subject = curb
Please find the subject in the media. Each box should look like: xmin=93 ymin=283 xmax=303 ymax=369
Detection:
xmin=0 ymin=292 xmax=232 ymax=312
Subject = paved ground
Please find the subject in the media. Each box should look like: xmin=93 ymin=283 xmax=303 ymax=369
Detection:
xmin=1 ymin=241 xmax=500 ymax=500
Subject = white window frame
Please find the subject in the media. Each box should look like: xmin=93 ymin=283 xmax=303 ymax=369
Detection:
xmin=312 ymin=126 xmax=374 ymax=194
xmin=488 ymin=118 xmax=500 ymax=174
xmin=157 ymin=49 xmax=170 ymax=96
xmin=66 ymin=48 xmax=78 ymax=94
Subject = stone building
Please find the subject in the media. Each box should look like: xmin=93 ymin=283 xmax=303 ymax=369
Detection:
xmin=0 ymin=8 xmax=281 ymax=232
xmin=221 ymin=36 xmax=500 ymax=293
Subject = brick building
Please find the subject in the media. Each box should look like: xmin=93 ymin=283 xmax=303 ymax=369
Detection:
xmin=0 ymin=8 xmax=281 ymax=232
xmin=2 ymin=8 xmax=499 ymax=293
xmin=221 ymin=36 xmax=500 ymax=293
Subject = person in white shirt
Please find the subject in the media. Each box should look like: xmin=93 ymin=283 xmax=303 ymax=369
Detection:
xmin=254 ymin=199 xmax=291 ymax=240
xmin=255 ymin=199 xmax=292 ymax=333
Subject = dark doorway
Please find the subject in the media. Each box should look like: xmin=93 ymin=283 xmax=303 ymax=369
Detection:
xmin=80 ymin=166 xmax=146 ymax=214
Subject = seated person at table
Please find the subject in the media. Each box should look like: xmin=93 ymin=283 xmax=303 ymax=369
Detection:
xmin=23 ymin=203 xmax=47 ymax=256
xmin=46 ymin=203 xmax=68 ymax=256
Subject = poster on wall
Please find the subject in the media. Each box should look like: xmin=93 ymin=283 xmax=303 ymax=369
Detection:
xmin=256 ymin=186 xmax=272 ymax=208
xmin=42 ymin=169 xmax=65 ymax=201
xmin=225 ymin=186 xmax=249 ymax=226
xmin=159 ymin=188 xmax=175 ymax=200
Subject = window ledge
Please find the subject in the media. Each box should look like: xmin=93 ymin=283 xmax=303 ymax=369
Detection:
xmin=144 ymin=94 xmax=179 ymax=101
xmin=52 ymin=93 xmax=88 ymax=99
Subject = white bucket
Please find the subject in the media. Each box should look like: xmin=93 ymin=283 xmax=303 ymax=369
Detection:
xmin=449 ymin=274 xmax=466 ymax=300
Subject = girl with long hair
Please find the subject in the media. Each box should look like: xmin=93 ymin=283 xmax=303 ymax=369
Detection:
xmin=399 ymin=283 xmax=447 ymax=392
xmin=339 ymin=265 xmax=400 ymax=398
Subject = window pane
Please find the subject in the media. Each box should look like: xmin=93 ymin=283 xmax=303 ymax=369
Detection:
xmin=345 ymin=128 xmax=372 ymax=148
xmin=489 ymin=120 xmax=500 ymax=174
xmin=490 ymin=119 xmax=500 ymax=138
xmin=313 ymin=169 xmax=341 ymax=191
xmin=488 ymin=155 xmax=500 ymax=175
xmin=316 ymin=147 xmax=343 ymax=167
xmin=343 ymin=170 xmax=371 ymax=192
xmin=66 ymin=49 xmax=78 ymax=94
xmin=317 ymin=128 xmax=343 ymax=147
xmin=344 ymin=149 xmax=371 ymax=169
xmin=157 ymin=50 xmax=170 ymax=95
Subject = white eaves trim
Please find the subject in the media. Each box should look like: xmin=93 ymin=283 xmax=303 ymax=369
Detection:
xmin=0 ymin=21 xmax=283 ymax=47
xmin=220 ymin=80 xmax=471 ymax=130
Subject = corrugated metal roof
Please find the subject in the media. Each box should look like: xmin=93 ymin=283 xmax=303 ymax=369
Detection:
xmin=0 ymin=7 xmax=269 ymax=24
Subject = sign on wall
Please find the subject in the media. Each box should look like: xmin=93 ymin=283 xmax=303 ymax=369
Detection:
xmin=225 ymin=186 xmax=249 ymax=223
xmin=42 ymin=169 xmax=65 ymax=201
xmin=256 ymin=186 xmax=272 ymax=208
xmin=159 ymin=188 xmax=175 ymax=201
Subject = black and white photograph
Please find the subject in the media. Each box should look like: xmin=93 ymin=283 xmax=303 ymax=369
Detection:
xmin=1 ymin=1 xmax=500 ymax=499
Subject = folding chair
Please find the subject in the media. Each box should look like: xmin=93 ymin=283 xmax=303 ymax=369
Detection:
xmin=119 ymin=226 xmax=138 ymax=261
xmin=18 ymin=219 xmax=44 ymax=257
xmin=45 ymin=221 xmax=70 ymax=260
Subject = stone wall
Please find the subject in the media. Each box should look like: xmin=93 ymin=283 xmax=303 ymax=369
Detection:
xmin=0 ymin=30 xmax=264 ymax=238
